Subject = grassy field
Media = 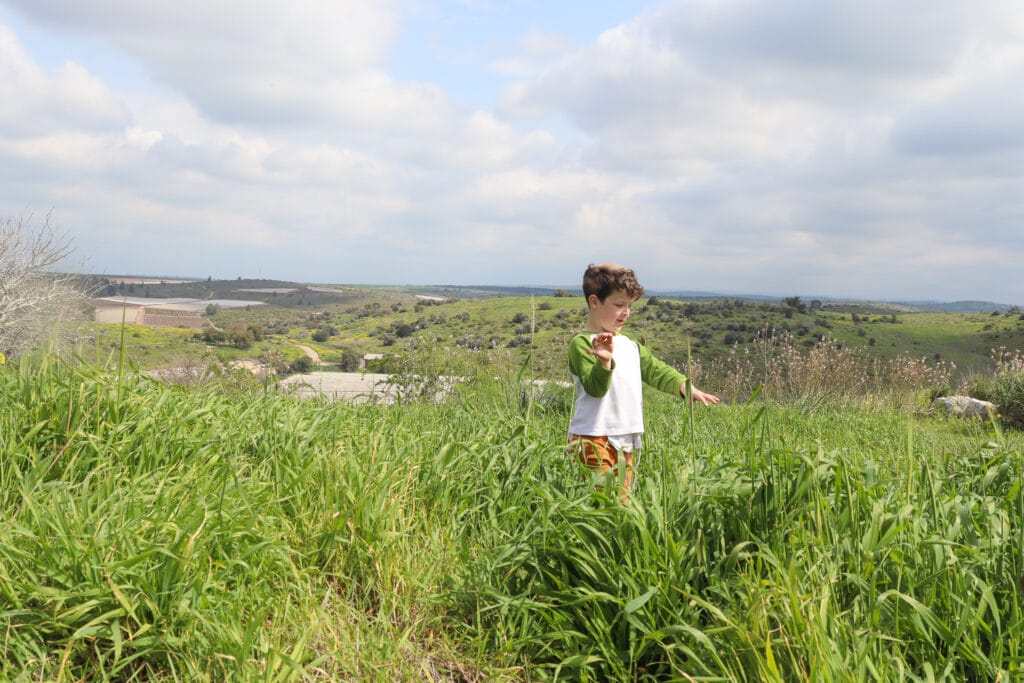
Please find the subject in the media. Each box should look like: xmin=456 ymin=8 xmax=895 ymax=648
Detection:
xmin=2 ymin=351 xmax=1024 ymax=680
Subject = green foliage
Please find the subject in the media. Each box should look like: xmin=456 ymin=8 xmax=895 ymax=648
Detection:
xmin=335 ymin=344 xmax=365 ymax=372
xmin=3 ymin=354 xmax=1024 ymax=680
xmin=311 ymin=325 xmax=335 ymax=343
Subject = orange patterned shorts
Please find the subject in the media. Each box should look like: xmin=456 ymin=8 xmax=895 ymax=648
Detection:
xmin=567 ymin=434 xmax=635 ymax=496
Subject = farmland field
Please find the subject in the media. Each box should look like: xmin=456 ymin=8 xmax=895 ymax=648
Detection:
xmin=2 ymin=351 xmax=1024 ymax=680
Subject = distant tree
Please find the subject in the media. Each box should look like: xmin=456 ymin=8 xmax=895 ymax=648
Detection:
xmin=229 ymin=331 xmax=251 ymax=349
xmin=553 ymin=289 xmax=574 ymax=298
xmin=201 ymin=329 xmax=226 ymax=344
xmin=337 ymin=345 xmax=363 ymax=371
xmin=227 ymin=322 xmax=253 ymax=349
xmin=205 ymin=303 xmax=221 ymax=316
xmin=0 ymin=213 xmax=87 ymax=358
xmin=810 ymin=299 xmax=822 ymax=311
xmin=783 ymin=296 xmax=807 ymax=314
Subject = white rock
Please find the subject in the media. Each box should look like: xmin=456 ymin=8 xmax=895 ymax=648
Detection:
xmin=932 ymin=395 xmax=997 ymax=418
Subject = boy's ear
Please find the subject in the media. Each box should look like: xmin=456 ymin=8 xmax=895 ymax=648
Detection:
xmin=587 ymin=294 xmax=600 ymax=310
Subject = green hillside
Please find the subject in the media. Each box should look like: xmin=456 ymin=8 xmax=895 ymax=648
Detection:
xmin=80 ymin=287 xmax=1024 ymax=385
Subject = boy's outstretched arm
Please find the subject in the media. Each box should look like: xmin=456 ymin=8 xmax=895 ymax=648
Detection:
xmin=635 ymin=338 xmax=719 ymax=406
xmin=682 ymin=384 xmax=720 ymax=406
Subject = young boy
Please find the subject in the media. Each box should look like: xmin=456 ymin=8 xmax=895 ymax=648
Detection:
xmin=567 ymin=263 xmax=719 ymax=496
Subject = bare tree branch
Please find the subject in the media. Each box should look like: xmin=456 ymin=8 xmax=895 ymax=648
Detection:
xmin=0 ymin=212 xmax=89 ymax=358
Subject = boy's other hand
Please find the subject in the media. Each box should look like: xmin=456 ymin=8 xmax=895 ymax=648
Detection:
xmin=586 ymin=332 xmax=614 ymax=369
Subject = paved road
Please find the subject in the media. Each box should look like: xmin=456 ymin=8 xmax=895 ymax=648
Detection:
xmin=279 ymin=371 xmax=397 ymax=403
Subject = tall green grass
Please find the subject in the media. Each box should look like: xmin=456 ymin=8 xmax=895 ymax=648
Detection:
xmin=2 ymin=354 xmax=1023 ymax=680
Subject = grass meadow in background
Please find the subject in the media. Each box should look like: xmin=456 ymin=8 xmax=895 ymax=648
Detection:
xmin=2 ymin=349 xmax=1024 ymax=681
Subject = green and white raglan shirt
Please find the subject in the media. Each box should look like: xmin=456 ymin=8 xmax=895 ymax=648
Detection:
xmin=567 ymin=332 xmax=688 ymax=451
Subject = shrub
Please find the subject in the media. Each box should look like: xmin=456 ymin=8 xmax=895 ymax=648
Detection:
xmin=963 ymin=348 xmax=1024 ymax=427
xmin=705 ymin=327 xmax=955 ymax=408
xmin=337 ymin=345 xmax=363 ymax=371
xmin=311 ymin=327 xmax=333 ymax=342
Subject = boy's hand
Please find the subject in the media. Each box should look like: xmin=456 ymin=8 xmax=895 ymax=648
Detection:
xmin=586 ymin=332 xmax=614 ymax=369
xmin=683 ymin=385 xmax=721 ymax=406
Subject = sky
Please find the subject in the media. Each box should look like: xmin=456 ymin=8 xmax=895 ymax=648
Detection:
xmin=1 ymin=0 xmax=1023 ymax=304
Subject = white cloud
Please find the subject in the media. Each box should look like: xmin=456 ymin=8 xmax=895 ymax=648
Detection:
xmin=1 ymin=0 xmax=1023 ymax=301
xmin=0 ymin=25 xmax=128 ymax=135
xmin=488 ymin=27 xmax=575 ymax=77
xmin=4 ymin=0 xmax=406 ymax=127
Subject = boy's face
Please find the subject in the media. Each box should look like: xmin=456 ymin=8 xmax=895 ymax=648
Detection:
xmin=588 ymin=289 xmax=636 ymax=334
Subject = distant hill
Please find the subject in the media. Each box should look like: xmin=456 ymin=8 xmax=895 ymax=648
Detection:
xmin=84 ymin=275 xmax=1012 ymax=313
xmin=888 ymin=300 xmax=1012 ymax=313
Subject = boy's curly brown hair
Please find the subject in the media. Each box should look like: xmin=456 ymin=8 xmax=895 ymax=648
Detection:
xmin=582 ymin=263 xmax=645 ymax=302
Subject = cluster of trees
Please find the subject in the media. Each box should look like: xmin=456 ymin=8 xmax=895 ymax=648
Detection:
xmin=194 ymin=323 xmax=264 ymax=349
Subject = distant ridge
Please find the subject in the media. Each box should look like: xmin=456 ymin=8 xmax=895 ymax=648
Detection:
xmin=84 ymin=275 xmax=1014 ymax=313
xmin=441 ymin=286 xmax=1015 ymax=313
xmin=887 ymin=300 xmax=1012 ymax=313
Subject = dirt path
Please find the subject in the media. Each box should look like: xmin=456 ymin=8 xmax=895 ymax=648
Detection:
xmin=294 ymin=344 xmax=322 ymax=364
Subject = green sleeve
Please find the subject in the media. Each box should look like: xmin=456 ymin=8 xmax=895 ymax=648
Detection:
xmin=568 ymin=334 xmax=613 ymax=397
xmin=634 ymin=336 xmax=688 ymax=397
